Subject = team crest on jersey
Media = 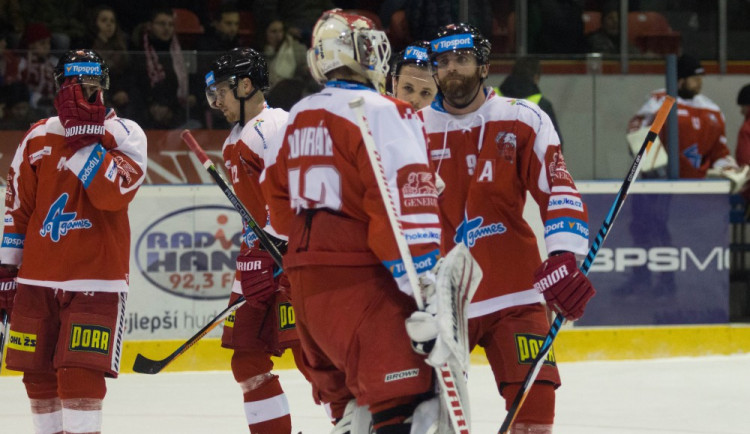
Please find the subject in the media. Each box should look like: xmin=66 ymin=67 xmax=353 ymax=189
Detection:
xmin=546 ymin=149 xmax=574 ymax=185
xmin=278 ymin=302 xmax=296 ymax=331
xmin=398 ymin=166 xmax=438 ymax=214
xmin=454 ymin=216 xmax=506 ymax=248
xmin=40 ymin=193 xmax=93 ymax=242
xmin=69 ymin=324 xmax=111 ymax=355
xmin=495 ymin=131 xmax=517 ymax=163
xmin=515 ymin=333 xmax=556 ymax=366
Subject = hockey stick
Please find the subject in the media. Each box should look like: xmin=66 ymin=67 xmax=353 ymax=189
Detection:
xmin=0 ymin=310 xmax=7 ymax=374
xmin=181 ymin=130 xmax=283 ymax=268
xmin=349 ymin=97 xmax=470 ymax=434
xmin=131 ymin=131 xmax=284 ymax=374
xmin=499 ymin=95 xmax=675 ymax=433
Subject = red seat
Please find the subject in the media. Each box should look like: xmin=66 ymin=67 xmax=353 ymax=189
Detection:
xmin=628 ymin=11 xmax=680 ymax=54
xmin=582 ymin=10 xmax=601 ymax=35
xmin=237 ymin=10 xmax=256 ymax=46
xmin=386 ymin=10 xmax=411 ymax=52
xmin=173 ymin=8 xmax=204 ymax=35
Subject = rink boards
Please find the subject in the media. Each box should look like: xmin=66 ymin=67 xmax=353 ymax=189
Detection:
xmin=3 ymin=181 xmax=750 ymax=375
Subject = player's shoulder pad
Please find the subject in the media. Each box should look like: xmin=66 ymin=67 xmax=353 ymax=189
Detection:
xmin=382 ymin=94 xmax=420 ymax=119
xmin=105 ymin=116 xmax=147 ymax=148
xmin=692 ymin=94 xmax=722 ymax=112
xmin=492 ymin=95 xmax=546 ymax=131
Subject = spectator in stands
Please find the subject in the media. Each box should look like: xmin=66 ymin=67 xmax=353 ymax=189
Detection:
xmin=19 ymin=0 xmax=85 ymax=50
xmin=77 ymin=5 xmax=132 ymax=115
xmin=0 ymin=0 xmax=23 ymax=40
xmin=197 ymin=3 xmax=241 ymax=53
xmin=252 ymin=0 xmax=335 ymax=43
xmin=497 ymin=56 xmax=563 ymax=146
xmin=386 ymin=0 xmax=493 ymax=42
xmin=16 ymin=23 xmax=58 ymax=117
xmin=0 ymin=21 xmax=20 ymax=85
xmin=132 ymin=8 xmax=196 ymax=127
xmin=734 ymin=84 xmax=750 ymax=167
xmin=261 ymin=19 xmax=310 ymax=89
xmin=586 ymin=0 xmax=640 ymax=55
xmin=528 ymin=0 xmax=587 ymax=54
xmin=0 ymin=82 xmax=41 ymax=130
xmin=140 ymin=86 xmax=200 ymax=130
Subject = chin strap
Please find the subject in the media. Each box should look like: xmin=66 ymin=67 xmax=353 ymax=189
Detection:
xmin=443 ymin=77 xmax=485 ymax=110
xmin=234 ymin=87 xmax=261 ymax=127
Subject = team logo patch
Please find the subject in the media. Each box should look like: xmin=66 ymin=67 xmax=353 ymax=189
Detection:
xmin=430 ymin=148 xmax=451 ymax=160
xmin=64 ymin=62 xmax=102 ymax=76
xmin=431 ymin=34 xmax=473 ymax=54
xmin=69 ymin=324 xmax=111 ymax=355
xmin=515 ymin=333 xmax=556 ymax=366
xmin=399 ymin=166 xmax=438 ymax=214
xmin=544 ymin=217 xmax=589 ymax=238
xmin=495 ymin=131 xmax=517 ymax=164
xmin=385 ymin=368 xmax=420 ymax=382
xmin=40 ymin=193 xmax=93 ymax=242
xmin=2 ymin=233 xmax=24 ymax=248
xmin=404 ymin=45 xmax=429 ymax=61
xmin=278 ymin=302 xmax=296 ymax=331
xmin=224 ymin=312 xmax=236 ymax=328
xmin=8 ymin=330 xmax=37 ymax=352
xmin=546 ymin=149 xmax=574 ymax=185
xmin=454 ymin=216 xmax=506 ymax=247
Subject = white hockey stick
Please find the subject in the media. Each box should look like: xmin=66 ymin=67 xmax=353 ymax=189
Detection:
xmin=348 ymin=97 xmax=470 ymax=434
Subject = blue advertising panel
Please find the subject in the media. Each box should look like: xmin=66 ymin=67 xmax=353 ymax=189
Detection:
xmin=579 ymin=188 xmax=729 ymax=326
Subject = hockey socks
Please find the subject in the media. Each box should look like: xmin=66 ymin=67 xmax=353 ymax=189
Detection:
xmin=239 ymin=372 xmax=291 ymax=433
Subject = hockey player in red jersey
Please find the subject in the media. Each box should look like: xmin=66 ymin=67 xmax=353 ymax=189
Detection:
xmin=628 ymin=54 xmax=739 ymax=179
xmin=0 ymin=49 xmax=147 ymax=434
xmin=204 ymin=47 xmax=310 ymax=433
xmin=390 ymin=41 xmax=437 ymax=111
xmin=417 ymin=24 xmax=596 ymax=432
xmin=262 ymin=9 xmax=446 ymax=433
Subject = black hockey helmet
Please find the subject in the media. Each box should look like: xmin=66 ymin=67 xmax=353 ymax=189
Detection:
xmin=205 ymin=47 xmax=269 ymax=108
xmin=429 ymin=23 xmax=491 ymax=66
xmin=54 ymin=49 xmax=110 ymax=90
xmin=391 ymin=40 xmax=432 ymax=76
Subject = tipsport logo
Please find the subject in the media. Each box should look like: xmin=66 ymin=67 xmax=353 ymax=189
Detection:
xmin=64 ymin=62 xmax=102 ymax=76
xmin=404 ymin=46 xmax=429 ymax=61
xmin=135 ymin=205 xmax=244 ymax=300
xmin=431 ymin=34 xmax=474 ymax=54
xmin=40 ymin=193 xmax=93 ymax=242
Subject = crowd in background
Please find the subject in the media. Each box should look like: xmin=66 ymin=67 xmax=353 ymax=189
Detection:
xmin=0 ymin=0 xmax=737 ymax=130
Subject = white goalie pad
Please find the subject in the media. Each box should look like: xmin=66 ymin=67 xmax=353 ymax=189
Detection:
xmin=431 ymin=243 xmax=482 ymax=371
xmin=627 ymin=127 xmax=667 ymax=172
xmin=330 ymin=399 xmax=373 ymax=434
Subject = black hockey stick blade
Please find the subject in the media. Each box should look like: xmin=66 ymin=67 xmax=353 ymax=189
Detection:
xmin=0 ymin=309 xmax=8 ymax=374
xmin=132 ymin=296 xmax=246 ymax=374
xmin=499 ymin=96 xmax=675 ymax=433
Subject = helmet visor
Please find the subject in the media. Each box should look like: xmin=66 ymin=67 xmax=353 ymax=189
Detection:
xmin=204 ymin=71 xmax=235 ymax=109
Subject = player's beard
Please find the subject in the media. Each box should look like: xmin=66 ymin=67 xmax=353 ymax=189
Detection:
xmin=439 ymin=69 xmax=483 ymax=108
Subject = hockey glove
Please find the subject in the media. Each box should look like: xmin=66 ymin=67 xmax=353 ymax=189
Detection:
xmin=54 ymin=77 xmax=106 ymax=152
xmin=533 ymin=252 xmax=595 ymax=321
xmin=0 ymin=265 xmax=18 ymax=318
xmin=237 ymin=248 xmax=278 ymax=308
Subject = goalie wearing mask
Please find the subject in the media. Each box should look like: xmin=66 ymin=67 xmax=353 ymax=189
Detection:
xmin=0 ymin=49 xmax=147 ymax=434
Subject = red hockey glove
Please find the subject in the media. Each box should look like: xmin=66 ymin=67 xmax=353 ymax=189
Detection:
xmin=54 ymin=77 xmax=106 ymax=152
xmin=533 ymin=252 xmax=595 ymax=321
xmin=237 ymin=248 xmax=278 ymax=308
xmin=0 ymin=265 xmax=18 ymax=318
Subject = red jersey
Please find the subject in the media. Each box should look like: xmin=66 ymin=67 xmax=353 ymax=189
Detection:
xmin=1 ymin=110 xmax=147 ymax=292
xmin=222 ymin=105 xmax=289 ymax=294
xmin=628 ymin=90 xmax=734 ymax=178
xmin=421 ymin=89 xmax=589 ymax=318
xmin=262 ymin=81 xmax=441 ymax=295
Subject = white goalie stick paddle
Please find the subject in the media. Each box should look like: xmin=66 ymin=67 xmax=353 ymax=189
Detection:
xmin=131 ymin=131 xmax=284 ymax=374
xmin=499 ymin=95 xmax=676 ymax=433
xmin=348 ymin=97 xmax=471 ymax=434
